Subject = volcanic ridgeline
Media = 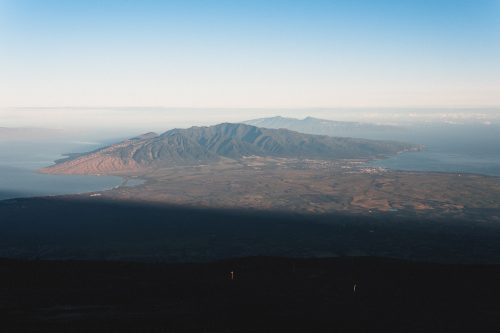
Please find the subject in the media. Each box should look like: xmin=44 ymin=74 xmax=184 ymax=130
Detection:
xmin=243 ymin=115 xmax=400 ymax=135
xmin=40 ymin=123 xmax=419 ymax=175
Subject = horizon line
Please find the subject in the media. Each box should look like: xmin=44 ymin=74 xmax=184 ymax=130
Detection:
xmin=3 ymin=105 xmax=500 ymax=110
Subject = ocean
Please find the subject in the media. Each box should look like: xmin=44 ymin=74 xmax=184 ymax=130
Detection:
xmin=367 ymin=123 xmax=500 ymax=177
xmin=0 ymin=140 xmax=123 ymax=200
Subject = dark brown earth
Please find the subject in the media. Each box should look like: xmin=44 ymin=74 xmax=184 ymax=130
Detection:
xmin=79 ymin=157 xmax=500 ymax=220
xmin=2 ymin=197 xmax=500 ymax=263
xmin=2 ymin=256 xmax=500 ymax=333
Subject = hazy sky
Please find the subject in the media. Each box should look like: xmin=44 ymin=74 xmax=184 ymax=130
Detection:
xmin=1 ymin=0 xmax=500 ymax=108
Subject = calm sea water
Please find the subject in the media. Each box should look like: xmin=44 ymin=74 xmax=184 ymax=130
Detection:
xmin=368 ymin=124 xmax=500 ymax=177
xmin=0 ymin=140 xmax=123 ymax=200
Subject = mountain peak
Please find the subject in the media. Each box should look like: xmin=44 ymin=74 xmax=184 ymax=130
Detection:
xmin=130 ymin=132 xmax=158 ymax=141
xmin=40 ymin=122 xmax=417 ymax=175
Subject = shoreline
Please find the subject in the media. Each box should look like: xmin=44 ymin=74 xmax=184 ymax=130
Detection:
xmin=0 ymin=169 xmax=145 ymax=202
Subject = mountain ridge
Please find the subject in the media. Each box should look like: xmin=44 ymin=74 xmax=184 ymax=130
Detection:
xmin=41 ymin=123 xmax=420 ymax=175
xmin=243 ymin=116 xmax=401 ymax=137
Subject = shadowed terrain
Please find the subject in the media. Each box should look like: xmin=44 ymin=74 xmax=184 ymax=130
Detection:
xmin=2 ymin=256 xmax=500 ymax=332
xmin=2 ymin=197 xmax=500 ymax=263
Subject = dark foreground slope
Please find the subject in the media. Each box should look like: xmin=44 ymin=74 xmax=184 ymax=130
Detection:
xmin=2 ymin=197 xmax=500 ymax=263
xmin=3 ymin=197 xmax=500 ymax=332
xmin=2 ymin=256 xmax=500 ymax=333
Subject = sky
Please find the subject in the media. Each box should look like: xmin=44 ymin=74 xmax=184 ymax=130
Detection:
xmin=0 ymin=0 xmax=499 ymax=111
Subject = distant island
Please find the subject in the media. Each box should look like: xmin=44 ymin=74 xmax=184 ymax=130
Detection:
xmin=243 ymin=116 xmax=401 ymax=136
xmin=40 ymin=122 xmax=418 ymax=175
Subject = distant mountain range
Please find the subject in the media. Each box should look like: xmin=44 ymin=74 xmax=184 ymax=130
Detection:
xmin=243 ymin=116 xmax=401 ymax=137
xmin=41 ymin=123 xmax=419 ymax=175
